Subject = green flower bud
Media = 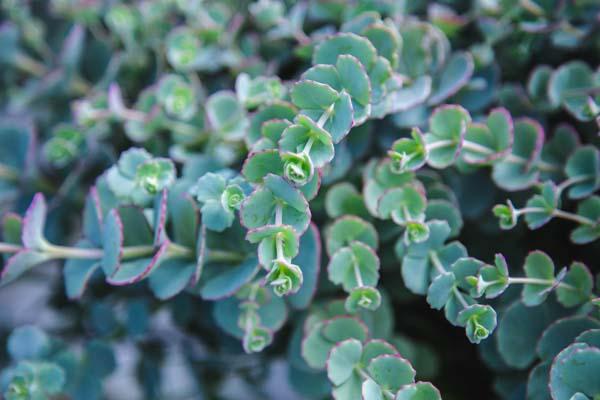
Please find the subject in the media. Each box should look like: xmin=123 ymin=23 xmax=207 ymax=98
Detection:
xmin=105 ymin=4 xmax=138 ymax=37
xmin=43 ymin=139 xmax=77 ymax=168
xmin=465 ymin=275 xmax=478 ymax=288
xmin=265 ymin=259 xmax=303 ymax=296
xmin=282 ymin=151 xmax=313 ymax=187
xmin=158 ymin=75 xmax=197 ymax=121
xmin=243 ymin=326 xmax=273 ymax=353
xmin=221 ymin=184 xmax=245 ymax=211
xmin=493 ymin=200 xmax=518 ymax=230
xmin=135 ymin=158 xmax=176 ymax=194
xmin=72 ymin=95 xmax=109 ymax=127
xmin=43 ymin=125 xmax=84 ymax=168
xmin=405 ymin=221 xmax=430 ymax=244
xmin=458 ymin=304 xmax=497 ymax=344
xmin=237 ymin=301 xmax=261 ymax=330
xmin=388 ymin=128 xmax=427 ymax=173
xmin=345 ymin=286 xmax=382 ymax=312
xmin=466 ymin=318 xmax=490 ymax=343
xmin=6 ymin=376 xmax=29 ymax=399
xmin=166 ymin=27 xmax=200 ymax=69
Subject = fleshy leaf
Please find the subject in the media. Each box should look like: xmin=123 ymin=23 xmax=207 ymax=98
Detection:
xmin=64 ymin=241 xmax=101 ymax=299
xmin=325 ymin=216 xmax=378 ymax=256
xmin=461 ymin=108 xmax=513 ymax=164
xmin=291 ymin=80 xmax=339 ymax=111
xmin=301 ymin=316 xmax=368 ymax=370
xmin=549 ymin=343 xmax=600 ymax=400
xmin=327 ymin=338 xmax=362 ymax=386
xmin=325 ymin=182 xmax=369 ymax=219
xmin=537 ymin=317 xmax=600 ymax=361
xmin=428 ymin=51 xmax=474 ymax=105
xmin=21 ymin=193 xmax=48 ymax=250
xmin=313 ymin=33 xmax=377 ymax=69
xmin=148 ymin=258 xmax=196 ymax=300
xmin=522 ymin=251 xmax=555 ymax=306
xmin=492 ymin=118 xmax=545 ymax=191
xmin=328 ymin=241 xmax=379 ymax=292
xmin=242 ymin=150 xmax=285 ymax=183
xmin=570 ymin=196 xmax=600 ymax=244
xmin=7 ymin=325 xmax=50 ymax=361
xmin=1 ymin=250 xmax=51 ymax=286
xmin=424 ymin=105 xmax=470 ymax=169
xmin=198 ymin=256 xmax=259 ymax=300
xmin=564 ymin=146 xmax=600 ymax=199
xmin=101 ymin=210 xmax=123 ymax=276
xmin=426 ymin=272 xmax=455 ymax=310
xmin=367 ymin=354 xmax=416 ymax=392
xmin=524 ymin=182 xmax=559 ymax=230
xmin=556 ymin=262 xmax=593 ymax=307
xmin=395 ymin=382 xmax=442 ymax=400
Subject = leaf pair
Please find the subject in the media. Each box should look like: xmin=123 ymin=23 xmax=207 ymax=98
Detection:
xmin=327 ymin=338 xmax=440 ymax=400
xmin=326 ymin=217 xmax=381 ymax=312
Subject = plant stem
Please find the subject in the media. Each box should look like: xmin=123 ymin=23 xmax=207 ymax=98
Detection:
xmin=0 ymin=243 xmax=23 ymax=253
xmin=429 ymin=251 xmax=446 ymax=274
xmin=121 ymin=245 xmax=156 ymax=259
xmin=317 ymin=104 xmax=334 ymax=128
xmin=207 ymin=249 xmax=246 ymax=263
xmin=402 ymin=205 xmax=413 ymax=224
xmin=352 ymin=255 xmax=364 ymax=287
xmin=275 ymin=234 xmax=285 ymax=261
xmin=356 ymin=367 xmax=395 ymax=400
xmin=45 ymin=244 xmax=104 ymax=259
xmin=275 ymin=203 xmax=283 ymax=225
xmin=515 ymin=207 xmax=596 ymax=226
xmin=507 ymin=276 xmax=577 ymax=291
xmin=13 ymin=52 xmax=91 ymax=94
xmin=167 ymin=242 xmax=194 ymax=258
xmin=302 ymin=136 xmax=315 ymax=155
xmin=0 ymin=241 xmax=244 ymax=264
xmin=459 ymin=139 xmax=560 ymax=172
xmin=453 ymin=287 xmax=470 ymax=309
xmin=552 ymin=209 xmax=596 ymax=226
xmin=426 ymin=139 xmax=454 ymax=151
xmin=556 ymin=175 xmax=593 ymax=194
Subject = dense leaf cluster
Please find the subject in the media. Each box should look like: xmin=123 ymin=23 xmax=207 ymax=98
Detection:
xmin=0 ymin=1 xmax=599 ymax=399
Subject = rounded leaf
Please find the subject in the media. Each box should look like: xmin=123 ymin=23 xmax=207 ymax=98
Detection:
xmin=550 ymin=343 xmax=600 ymax=400
xmin=313 ymin=33 xmax=377 ymax=69
xmin=326 ymin=216 xmax=378 ymax=256
xmin=565 ymin=146 xmax=600 ymax=199
xmin=395 ymin=382 xmax=442 ymax=400
xmin=367 ymin=354 xmax=416 ymax=392
xmin=537 ymin=316 xmax=600 ymax=361
xmin=557 ymin=262 xmax=593 ymax=307
xmin=328 ymin=241 xmax=380 ymax=292
xmin=425 ymin=105 xmax=470 ymax=169
xmin=291 ymin=80 xmax=339 ymax=110
xmin=327 ymin=338 xmax=363 ymax=386
xmin=522 ymin=251 xmax=555 ymax=306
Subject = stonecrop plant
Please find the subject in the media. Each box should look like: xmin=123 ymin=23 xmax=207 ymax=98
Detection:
xmin=0 ymin=0 xmax=599 ymax=399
